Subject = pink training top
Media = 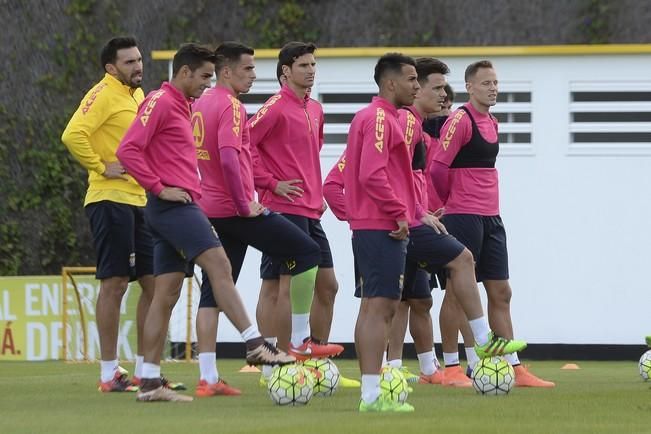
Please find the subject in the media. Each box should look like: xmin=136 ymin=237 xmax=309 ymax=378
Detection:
xmin=117 ymin=82 xmax=201 ymax=201
xmin=248 ymin=85 xmax=325 ymax=219
xmin=323 ymin=151 xmax=347 ymax=222
xmin=398 ymin=107 xmax=428 ymax=227
xmin=344 ymin=96 xmax=417 ymax=231
xmin=425 ymin=135 xmax=445 ymax=212
xmin=432 ymin=102 xmax=500 ymax=216
xmin=193 ymin=86 xmax=255 ymax=218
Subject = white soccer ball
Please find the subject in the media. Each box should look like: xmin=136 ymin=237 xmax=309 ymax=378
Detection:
xmin=379 ymin=366 xmax=409 ymax=404
xmin=639 ymin=350 xmax=651 ymax=381
xmin=472 ymin=357 xmax=515 ymax=396
xmin=267 ymin=364 xmax=314 ymax=406
xmin=303 ymin=358 xmax=340 ymax=397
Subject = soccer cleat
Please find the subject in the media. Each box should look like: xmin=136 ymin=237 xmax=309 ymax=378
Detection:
xmin=136 ymin=386 xmax=193 ymax=402
xmin=514 ymin=365 xmax=555 ymax=388
xmin=98 ymin=370 xmax=139 ymax=393
xmin=399 ymin=366 xmax=420 ymax=384
xmin=474 ymin=332 xmax=527 ymax=359
xmin=246 ymin=341 xmax=295 ymax=366
xmin=259 ymin=374 xmax=269 ymax=388
xmin=358 ymin=396 xmax=415 ymax=413
xmin=339 ymin=375 xmax=361 ymax=388
xmin=646 ymin=336 xmax=651 ymax=347
xmin=465 ymin=365 xmax=473 ymax=379
xmin=441 ymin=365 xmax=473 ymax=388
xmin=288 ymin=339 xmax=344 ymax=361
xmin=195 ymin=379 xmax=242 ymax=397
xmin=418 ymin=369 xmax=444 ymax=385
xmin=132 ymin=375 xmax=187 ymax=391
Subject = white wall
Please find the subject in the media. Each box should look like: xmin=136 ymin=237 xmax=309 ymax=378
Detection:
xmin=171 ymin=53 xmax=651 ymax=345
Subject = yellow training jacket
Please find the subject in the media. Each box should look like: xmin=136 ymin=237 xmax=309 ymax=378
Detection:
xmin=61 ymin=73 xmax=146 ymax=207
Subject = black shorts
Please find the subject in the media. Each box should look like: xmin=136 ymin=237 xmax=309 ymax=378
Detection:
xmin=405 ymin=224 xmax=465 ymax=291
xmin=144 ymin=194 xmax=221 ymax=276
xmin=85 ymin=201 xmax=153 ymax=281
xmin=260 ymin=213 xmax=333 ymax=279
xmin=441 ymin=214 xmax=509 ymax=281
xmin=199 ymin=212 xmax=321 ymax=308
xmin=402 ymin=266 xmax=432 ymax=300
xmin=352 ymin=230 xmax=407 ymax=300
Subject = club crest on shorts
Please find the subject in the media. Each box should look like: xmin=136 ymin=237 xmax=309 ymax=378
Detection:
xmin=398 ymin=274 xmax=404 ymax=290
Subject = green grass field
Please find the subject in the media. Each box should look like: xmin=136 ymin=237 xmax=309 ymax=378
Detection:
xmin=2 ymin=360 xmax=650 ymax=434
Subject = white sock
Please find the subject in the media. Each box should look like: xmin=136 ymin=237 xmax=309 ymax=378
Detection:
xmin=468 ymin=317 xmax=491 ymax=346
xmin=262 ymin=365 xmax=274 ymax=379
xmin=417 ymin=351 xmax=435 ymax=376
xmin=387 ymin=359 xmax=402 ymax=369
xmin=443 ymin=352 xmax=460 ymax=367
xmin=382 ymin=351 xmax=388 ymax=366
xmin=504 ymin=352 xmax=520 ymax=366
xmin=361 ymin=374 xmax=381 ymax=404
xmin=432 ymin=346 xmax=441 ymax=369
xmin=198 ymin=352 xmax=219 ymax=383
xmin=241 ymin=325 xmax=262 ymax=342
xmin=135 ymin=355 xmax=144 ymax=379
xmin=100 ymin=359 xmax=118 ymax=383
xmin=465 ymin=347 xmax=480 ymax=369
xmin=290 ymin=313 xmax=310 ymax=347
xmin=142 ymin=362 xmax=161 ymax=380
xmin=262 ymin=337 xmax=278 ymax=379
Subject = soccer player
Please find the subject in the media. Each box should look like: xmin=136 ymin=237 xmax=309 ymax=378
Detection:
xmin=248 ymin=42 xmax=343 ymax=360
xmin=117 ymin=43 xmax=294 ymax=402
xmin=191 ymin=42 xmax=325 ymax=398
xmin=423 ymin=83 xmax=479 ymax=387
xmin=62 ymin=36 xmax=167 ymax=392
xmin=344 ymin=53 xmax=527 ymax=412
xmin=430 ymin=60 xmax=554 ymax=387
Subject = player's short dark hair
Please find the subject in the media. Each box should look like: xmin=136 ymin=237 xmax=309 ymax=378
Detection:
xmin=100 ymin=36 xmax=138 ymax=70
xmin=444 ymin=83 xmax=455 ymax=102
xmin=465 ymin=60 xmax=494 ymax=82
xmin=172 ymin=43 xmax=217 ymax=77
xmin=374 ymin=53 xmax=416 ymax=86
xmin=415 ymin=58 xmax=449 ymax=84
xmin=278 ymin=41 xmax=317 ymax=69
xmin=276 ymin=61 xmax=284 ymax=85
xmin=214 ymin=42 xmax=254 ymax=73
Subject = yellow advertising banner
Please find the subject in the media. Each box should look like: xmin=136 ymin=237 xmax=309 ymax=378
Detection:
xmin=0 ymin=275 xmax=139 ymax=361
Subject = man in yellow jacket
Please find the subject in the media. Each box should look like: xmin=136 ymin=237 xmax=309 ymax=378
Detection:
xmin=62 ymin=36 xmax=181 ymax=392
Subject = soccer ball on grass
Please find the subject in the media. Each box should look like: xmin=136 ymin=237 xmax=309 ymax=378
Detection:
xmin=267 ymin=364 xmax=314 ymax=406
xmin=472 ymin=357 xmax=515 ymax=396
xmin=303 ymin=358 xmax=340 ymax=396
xmin=379 ymin=366 xmax=409 ymax=404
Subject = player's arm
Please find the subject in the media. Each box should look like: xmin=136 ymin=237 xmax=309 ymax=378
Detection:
xmin=323 ymin=152 xmax=347 ymax=221
xmin=430 ymin=110 xmax=472 ymax=203
xmin=116 ymin=92 xmax=167 ymax=196
xmin=61 ymin=88 xmax=118 ymax=177
xmin=358 ymin=116 xmax=409 ymax=226
xmin=218 ymin=102 xmax=263 ymax=217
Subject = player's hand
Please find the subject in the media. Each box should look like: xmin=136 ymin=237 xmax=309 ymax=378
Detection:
xmin=243 ymin=201 xmax=265 ymax=218
xmin=389 ymin=220 xmax=409 ymax=240
xmin=428 ymin=207 xmax=445 ymax=218
xmin=102 ymin=161 xmax=128 ymax=180
xmin=159 ymin=187 xmax=192 ymax=203
xmin=420 ymin=214 xmax=448 ymax=235
xmin=274 ymin=179 xmax=303 ymax=202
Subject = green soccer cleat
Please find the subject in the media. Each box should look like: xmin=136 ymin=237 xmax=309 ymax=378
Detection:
xmin=399 ymin=366 xmax=420 ymax=384
xmin=646 ymin=336 xmax=651 ymax=347
xmin=475 ymin=332 xmax=527 ymax=359
xmin=339 ymin=375 xmax=361 ymax=388
xmin=358 ymin=396 xmax=415 ymax=413
xmin=259 ymin=374 xmax=268 ymax=388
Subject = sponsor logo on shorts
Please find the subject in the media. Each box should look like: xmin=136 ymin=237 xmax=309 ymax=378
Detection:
xmin=286 ymin=260 xmax=296 ymax=271
xmin=398 ymin=274 xmax=404 ymax=290
xmin=129 ymin=253 xmax=136 ymax=268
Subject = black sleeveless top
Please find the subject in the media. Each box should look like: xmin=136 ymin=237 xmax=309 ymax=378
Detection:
xmin=449 ymin=106 xmax=499 ymax=169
